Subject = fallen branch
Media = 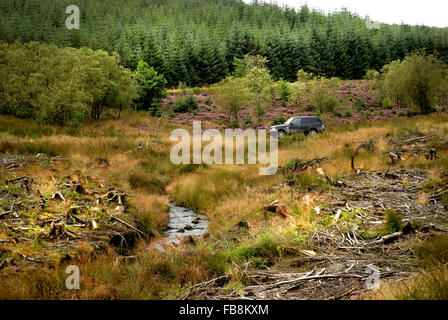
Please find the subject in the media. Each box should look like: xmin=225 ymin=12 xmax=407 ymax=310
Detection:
xmin=110 ymin=216 xmax=146 ymax=236
xmin=0 ymin=211 xmax=14 ymax=218
xmin=281 ymin=157 xmax=328 ymax=173
xmin=6 ymin=176 xmax=28 ymax=184
xmin=152 ymin=113 xmax=164 ymax=151
xmin=19 ymin=253 xmax=43 ymax=264
xmin=244 ymin=273 xmax=363 ymax=293
xmin=367 ymin=232 xmax=403 ymax=246
xmin=180 ymin=275 xmax=229 ymax=300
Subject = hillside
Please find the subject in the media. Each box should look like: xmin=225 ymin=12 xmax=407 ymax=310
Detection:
xmin=1 ymin=0 xmax=448 ymax=86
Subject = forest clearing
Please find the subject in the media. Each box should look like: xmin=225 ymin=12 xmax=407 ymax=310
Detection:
xmin=1 ymin=112 xmax=448 ymax=300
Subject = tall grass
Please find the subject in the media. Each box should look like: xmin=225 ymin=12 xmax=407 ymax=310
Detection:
xmin=0 ymin=241 xmax=229 ymax=300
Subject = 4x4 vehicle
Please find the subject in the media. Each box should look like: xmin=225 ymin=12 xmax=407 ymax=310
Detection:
xmin=269 ymin=116 xmax=325 ymax=138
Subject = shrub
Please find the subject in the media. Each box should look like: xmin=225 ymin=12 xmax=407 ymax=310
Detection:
xmin=306 ymin=104 xmax=315 ymax=111
xmin=354 ymin=98 xmax=364 ymax=111
xmin=277 ymin=79 xmax=292 ymax=106
xmin=229 ymin=234 xmax=282 ymax=267
xmin=173 ymin=95 xmax=199 ymax=113
xmin=380 ymin=52 xmax=447 ymax=114
xmin=228 ymin=120 xmax=240 ymax=128
xmin=0 ymin=42 xmax=138 ymax=126
xmin=407 ymin=108 xmax=420 ymax=117
xmin=233 ymin=55 xmax=269 ymax=78
xmin=296 ymin=69 xmax=314 ymax=82
xmin=272 ymin=116 xmax=286 ymax=125
xmin=381 ymin=97 xmax=393 ymax=109
xmin=291 ymin=82 xmax=308 ymax=108
xmin=308 ymin=77 xmax=340 ymax=113
xmin=204 ymin=98 xmax=213 ymax=106
xmin=241 ymin=55 xmax=272 ymax=124
xmin=385 ymin=210 xmax=403 ymax=233
xmin=364 ymin=69 xmax=380 ymax=81
xmin=333 ymin=106 xmax=351 ymax=118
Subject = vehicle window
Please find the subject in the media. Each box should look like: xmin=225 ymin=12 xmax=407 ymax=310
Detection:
xmin=291 ymin=118 xmax=301 ymax=126
xmin=284 ymin=117 xmax=295 ymax=125
xmin=304 ymin=117 xmax=322 ymax=125
xmin=302 ymin=118 xmax=312 ymax=125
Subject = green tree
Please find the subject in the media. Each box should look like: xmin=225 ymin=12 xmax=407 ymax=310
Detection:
xmin=381 ymin=52 xmax=447 ymax=114
xmin=133 ymin=60 xmax=167 ymax=115
xmin=0 ymin=42 xmax=137 ymax=125
xmin=240 ymin=55 xmax=273 ymax=124
xmin=277 ymin=79 xmax=292 ymax=106
xmin=211 ymin=76 xmax=251 ymax=125
xmin=2 ymin=0 xmax=448 ymax=85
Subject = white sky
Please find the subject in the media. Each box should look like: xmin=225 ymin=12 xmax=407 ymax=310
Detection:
xmin=243 ymin=0 xmax=448 ymax=28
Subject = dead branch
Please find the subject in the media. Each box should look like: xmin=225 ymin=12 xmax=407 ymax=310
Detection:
xmin=180 ymin=275 xmax=229 ymax=300
xmin=19 ymin=253 xmax=43 ymax=264
xmin=0 ymin=210 xmax=14 ymax=219
xmin=281 ymin=157 xmax=328 ymax=173
xmin=367 ymin=232 xmax=403 ymax=246
xmin=110 ymin=216 xmax=146 ymax=236
xmin=5 ymin=176 xmax=28 ymax=184
xmin=388 ymin=152 xmax=405 ymax=165
xmin=425 ymin=148 xmax=438 ymax=160
xmin=152 ymin=114 xmax=164 ymax=151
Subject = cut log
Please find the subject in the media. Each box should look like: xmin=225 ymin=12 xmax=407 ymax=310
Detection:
xmin=367 ymin=232 xmax=403 ymax=246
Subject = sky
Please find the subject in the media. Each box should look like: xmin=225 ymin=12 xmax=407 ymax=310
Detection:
xmin=242 ymin=0 xmax=448 ymax=28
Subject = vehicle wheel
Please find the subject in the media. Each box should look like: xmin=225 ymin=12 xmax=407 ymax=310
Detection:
xmin=309 ymin=129 xmax=317 ymax=136
xmin=278 ymin=130 xmax=285 ymax=138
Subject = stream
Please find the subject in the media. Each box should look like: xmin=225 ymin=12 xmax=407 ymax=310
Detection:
xmin=162 ymin=202 xmax=209 ymax=244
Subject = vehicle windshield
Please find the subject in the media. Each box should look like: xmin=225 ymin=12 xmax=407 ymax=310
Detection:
xmin=284 ymin=117 xmax=295 ymax=125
